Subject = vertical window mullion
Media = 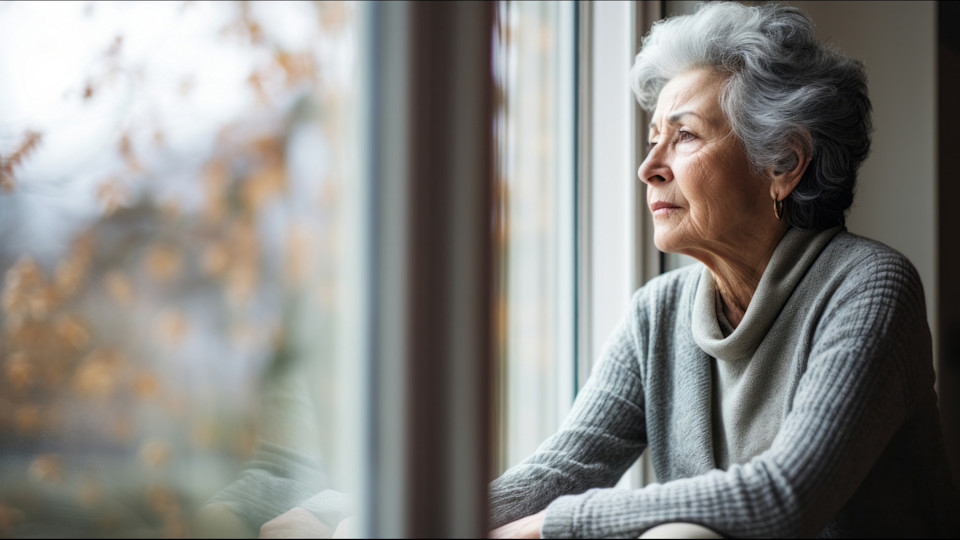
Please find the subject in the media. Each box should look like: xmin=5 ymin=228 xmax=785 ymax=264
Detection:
xmin=366 ymin=2 xmax=494 ymax=537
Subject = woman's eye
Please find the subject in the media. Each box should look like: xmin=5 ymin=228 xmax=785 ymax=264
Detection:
xmin=678 ymin=130 xmax=696 ymax=142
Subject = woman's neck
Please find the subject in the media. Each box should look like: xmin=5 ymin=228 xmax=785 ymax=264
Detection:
xmin=714 ymin=267 xmax=759 ymax=328
xmin=691 ymin=225 xmax=789 ymax=328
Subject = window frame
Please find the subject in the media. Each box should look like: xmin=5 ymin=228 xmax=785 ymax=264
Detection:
xmin=362 ymin=2 xmax=495 ymax=536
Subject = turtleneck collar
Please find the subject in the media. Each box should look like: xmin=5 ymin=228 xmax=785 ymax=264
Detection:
xmin=692 ymin=226 xmax=843 ymax=361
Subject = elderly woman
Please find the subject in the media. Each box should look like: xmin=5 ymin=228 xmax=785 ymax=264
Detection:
xmin=489 ymin=2 xmax=958 ymax=538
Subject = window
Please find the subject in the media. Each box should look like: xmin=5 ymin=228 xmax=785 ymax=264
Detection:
xmin=578 ymin=0 xmax=660 ymax=488
xmin=493 ymin=0 xmax=577 ymax=475
xmin=494 ymin=0 xmax=663 ymax=488
xmin=1 ymin=1 xmax=668 ymax=536
xmin=0 ymin=2 xmax=366 ymax=536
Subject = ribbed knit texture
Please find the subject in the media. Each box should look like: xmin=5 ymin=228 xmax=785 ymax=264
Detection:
xmin=489 ymin=229 xmax=959 ymax=538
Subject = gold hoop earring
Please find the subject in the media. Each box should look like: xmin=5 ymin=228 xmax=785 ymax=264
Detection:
xmin=774 ymin=197 xmax=784 ymax=220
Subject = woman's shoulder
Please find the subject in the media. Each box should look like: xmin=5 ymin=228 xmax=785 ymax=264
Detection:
xmin=824 ymin=230 xmax=923 ymax=287
xmin=814 ymin=230 xmax=928 ymax=325
xmin=627 ymin=262 xmax=704 ymax=324
xmin=616 ymin=263 xmax=703 ymax=356
xmin=828 ymin=230 xmax=911 ymax=260
xmin=632 ymin=262 xmax=703 ymax=302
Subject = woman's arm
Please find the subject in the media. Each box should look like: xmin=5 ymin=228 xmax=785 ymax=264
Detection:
xmin=202 ymin=350 xmax=337 ymax=533
xmin=539 ymin=252 xmax=935 ymax=538
xmin=489 ymin=291 xmax=650 ymax=529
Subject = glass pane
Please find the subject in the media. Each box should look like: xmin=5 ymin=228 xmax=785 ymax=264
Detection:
xmin=0 ymin=1 xmax=364 ymax=537
xmin=493 ymin=0 xmax=576 ymax=474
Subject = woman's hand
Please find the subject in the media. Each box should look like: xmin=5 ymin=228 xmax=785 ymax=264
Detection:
xmin=489 ymin=511 xmax=546 ymax=539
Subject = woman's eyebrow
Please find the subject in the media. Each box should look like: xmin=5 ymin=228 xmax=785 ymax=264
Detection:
xmin=649 ymin=110 xmax=703 ymax=130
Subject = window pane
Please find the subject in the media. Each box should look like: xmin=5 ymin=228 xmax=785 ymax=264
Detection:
xmin=0 ymin=1 xmax=364 ymax=537
xmin=493 ymin=0 xmax=576 ymax=473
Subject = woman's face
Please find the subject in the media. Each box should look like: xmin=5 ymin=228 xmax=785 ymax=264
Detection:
xmin=639 ymin=68 xmax=774 ymax=261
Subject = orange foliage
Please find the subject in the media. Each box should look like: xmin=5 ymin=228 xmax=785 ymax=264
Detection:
xmin=0 ymin=131 xmax=43 ymax=192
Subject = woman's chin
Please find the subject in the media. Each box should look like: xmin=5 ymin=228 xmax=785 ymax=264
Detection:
xmin=653 ymin=231 xmax=681 ymax=254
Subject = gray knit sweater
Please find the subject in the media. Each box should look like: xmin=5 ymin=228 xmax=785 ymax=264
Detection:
xmin=489 ymin=227 xmax=959 ymax=538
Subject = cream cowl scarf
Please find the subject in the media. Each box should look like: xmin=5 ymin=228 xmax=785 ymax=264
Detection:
xmin=694 ymin=227 xmax=840 ymax=468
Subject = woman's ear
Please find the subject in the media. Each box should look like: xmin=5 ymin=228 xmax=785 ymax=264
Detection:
xmin=768 ymin=131 xmax=812 ymax=201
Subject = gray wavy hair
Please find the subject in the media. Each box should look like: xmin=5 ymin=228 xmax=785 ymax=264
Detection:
xmin=630 ymin=1 xmax=872 ymax=229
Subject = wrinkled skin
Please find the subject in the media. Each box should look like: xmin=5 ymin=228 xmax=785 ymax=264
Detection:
xmin=639 ymin=67 xmax=807 ymax=326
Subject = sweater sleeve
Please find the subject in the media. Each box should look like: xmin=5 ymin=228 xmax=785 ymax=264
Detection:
xmin=540 ymin=252 xmax=931 ymax=538
xmin=488 ymin=291 xmax=650 ymax=529
xmin=206 ymin=440 xmax=331 ymax=531
xmin=205 ymin=350 xmax=337 ymax=530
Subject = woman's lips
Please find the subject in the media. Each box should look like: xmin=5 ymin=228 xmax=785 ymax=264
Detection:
xmin=650 ymin=201 xmax=680 ymax=216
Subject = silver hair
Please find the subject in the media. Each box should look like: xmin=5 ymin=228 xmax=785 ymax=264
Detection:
xmin=630 ymin=1 xmax=872 ymax=229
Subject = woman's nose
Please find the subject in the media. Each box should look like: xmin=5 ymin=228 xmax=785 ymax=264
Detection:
xmin=638 ymin=145 xmax=672 ymax=185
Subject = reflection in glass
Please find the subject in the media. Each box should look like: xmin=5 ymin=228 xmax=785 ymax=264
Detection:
xmin=0 ymin=1 xmax=362 ymax=537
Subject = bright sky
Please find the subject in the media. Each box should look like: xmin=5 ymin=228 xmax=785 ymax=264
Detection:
xmin=0 ymin=0 xmax=325 ymax=261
